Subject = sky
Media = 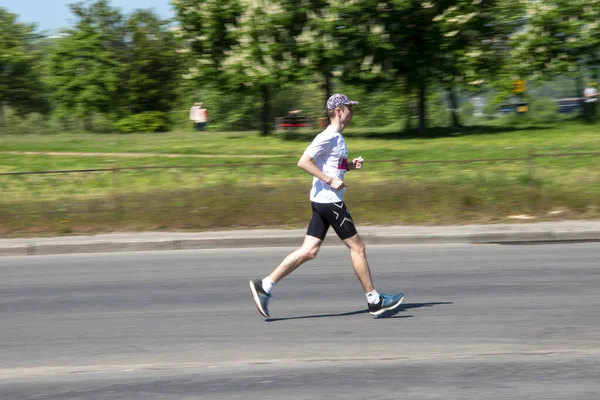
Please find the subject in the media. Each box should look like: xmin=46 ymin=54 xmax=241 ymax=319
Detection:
xmin=3 ymin=0 xmax=174 ymax=33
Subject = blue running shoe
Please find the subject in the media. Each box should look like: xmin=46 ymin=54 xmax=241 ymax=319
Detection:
xmin=368 ymin=292 xmax=404 ymax=316
xmin=249 ymin=280 xmax=271 ymax=318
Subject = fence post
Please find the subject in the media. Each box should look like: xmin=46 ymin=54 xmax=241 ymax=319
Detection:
xmin=528 ymin=151 xmax=536 ymax=188
xmin=255 ymin=162 xmax=263 ymax=185
xmin=478 ymin=162 xmax=485 ymax=188
xmin=112 ymin=166 xmax=121 ymax=215
xmin=394 ymin=160 xmax=402 ymax=183
xmin=528 ymin=151 xmax=537 ymax=212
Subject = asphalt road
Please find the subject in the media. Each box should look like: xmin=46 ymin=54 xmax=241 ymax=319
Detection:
xmin=0 ymin=243 xmax=598 ymax=399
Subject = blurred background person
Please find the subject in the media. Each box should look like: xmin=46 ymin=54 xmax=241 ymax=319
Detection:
xmin=189 ymin=102 xmax=209 ymax=131
xmin=583 ymin=83 xmax=598 ymax=122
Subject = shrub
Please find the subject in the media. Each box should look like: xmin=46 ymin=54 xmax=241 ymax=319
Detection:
xmin=115 ymin=112 xmax=170 ymax=133
xmin=2 ymin=107 xmax=58 ymax=135
xmin=527 ymin=96 xmax=561 ymax=123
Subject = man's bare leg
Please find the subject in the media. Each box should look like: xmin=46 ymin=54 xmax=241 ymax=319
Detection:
xmin=343 ymin=233 xmax=375 ymax=293
xmin=270 ymin=235 xmax=323 ymax=283
xmin=250 ymin=235 xmax=322 ymax=317
xmin=343 ymin=233 xmax=404 ymax=315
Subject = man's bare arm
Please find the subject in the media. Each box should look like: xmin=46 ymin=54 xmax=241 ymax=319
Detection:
xmin=297 ymin=154 xmax=345 ymax=190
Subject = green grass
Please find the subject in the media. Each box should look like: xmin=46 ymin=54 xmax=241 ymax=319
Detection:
xmin=1 ymin=120 xmax=599 ymax=235
xmin=2 ymin=180 xmax=598 ymax=236
xmin=0 ymin=130 xmax=299 ymax=158
xmin=1 ymin=121 xmax=599 ymax=169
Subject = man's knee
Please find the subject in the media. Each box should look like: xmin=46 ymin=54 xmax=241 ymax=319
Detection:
xmin=345 ymin=234 xmax=366 ymax=255
xmin=299 ymin=235 xmax=322 ymax=261
xmin=297 ymin=241 xmax=321 ymax=261
xmin=354 ymin=242 xmax=366 ymax=257
xmin=301 ymin=246 xmax=320 ymax=260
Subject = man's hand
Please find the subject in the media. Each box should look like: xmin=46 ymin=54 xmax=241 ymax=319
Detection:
xmin=351 ymin=156 xmax=364 ymax=170
xmin=330 ymin=178 xmax=346 ymax=190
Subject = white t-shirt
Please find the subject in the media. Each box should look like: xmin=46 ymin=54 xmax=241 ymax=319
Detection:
xmin=189 ymin=107 xmax=208 ymax=122
xmin=303 ymin=125 xmax=349 ymax=203
xmin=584 ymin=87 xmax=598 ymax=103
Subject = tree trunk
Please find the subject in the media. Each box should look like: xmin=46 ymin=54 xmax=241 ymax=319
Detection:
xmin=322 ymin=71 xmax=332 ymax=109
xmin=575 ymin=75 xmax=584 ymax=119
xmin=84 ymin=112 xmax=94 ymax=132
xmin=447 ymin=87 xmax=462 ymax=128
xmin=404 ymin=83 xmax=413 ymax=131
xmin=0 ymin=101 xmax=5 ymax=135
xmin=321 ymin=72 xmax=332 ymax=126
xmin=418 ymin=80 xmax=427 ymax=134
xmin=260 ymin=85 xmax=271 ymax=136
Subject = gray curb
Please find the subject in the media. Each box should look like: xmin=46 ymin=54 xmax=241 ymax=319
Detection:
xmin=1 ymin=223 xmax=599 ymax=256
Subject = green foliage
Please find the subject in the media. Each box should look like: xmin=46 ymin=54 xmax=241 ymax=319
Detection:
xmin=455 ymin=100 xmax=475 ymax=124
xmin=5 ymin=0 xmax=600 ymax=137
xmin=45 ymin=1 xmax=182 ymax=132
xmin=1 ymin=107 xmax=58 ymax=135
xmin=0 ymin=7 xmax=49 ymax=132
xmin=528 ymin=96 xmax=561 ymax=123
xmin=293 ymin=0 xmax=344 ymax=106
xmin=115 ymin=112 xmax=170 ymax=133
xmin=435 ymin=0 xmax=524 ymax=87
xmin=174 ymin=0 xmax=342 ymax=135
xmin=511 ymin=0 xmax=600 ymax=80
xmin=122 ymin=10 xmax=183 ymax=116
xmin=0 ymin=108 xmax=118 ymax=135
xmin=337 ymin=0 xmax=525 ymax=130
xmin=45 ymin=0 xmax=125 ymax=125
xmin=182 ymin=78 xmax=409 ymax=132
xmin=335 ymin=83 xmax=406 ymax=128
xmin=171 ymin=0 xmax=244 ymax=85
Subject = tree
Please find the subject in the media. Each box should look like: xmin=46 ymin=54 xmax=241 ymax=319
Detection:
xmin=294 ymin=0 xmax=344 ymax=107
xmin=0 ymin=8 xmax=49 ymax=134
xmin=432 ymin=0 xmax=523 ymax=127
xmin=46 ymin=1 xmax=182 ymax=132
xmin=511 ymin=0 xmax=600 ymax=104
xmin=121 ymin=10 xmax=183 ymax=116
xmin=46 ymin=0 xmax=125 ymax=130
xmin=336 ymin=0 xmax=524 ymax=132
xmin=174 ymin=0 xmax=305 ymax=136
xmin=222 ymin=0 xmax=307 ymax=135
xmin=172 ymin=0 xmax=244 ymax=84
xmin=172 ymin=0 xmax=246 ymax=129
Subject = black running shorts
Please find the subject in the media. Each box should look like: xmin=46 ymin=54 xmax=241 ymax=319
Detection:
xmin=306 ymin=201 xmax=357 ymax=241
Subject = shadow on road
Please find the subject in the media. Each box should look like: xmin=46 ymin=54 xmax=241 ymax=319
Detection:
xmin=265 ymin=302 xmax=453 ymax=322
xmin=376 ymin=301 xmax=454 ymax=319
xmin=266 ymin=309 xmax=370 ymax=322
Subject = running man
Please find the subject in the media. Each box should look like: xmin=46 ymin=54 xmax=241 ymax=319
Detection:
xmin=250 ymin=93 xmax=404 ymax=318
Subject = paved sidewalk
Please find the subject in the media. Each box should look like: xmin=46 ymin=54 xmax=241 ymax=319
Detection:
xmin=1 ymin=220 xmax=599 ymax=257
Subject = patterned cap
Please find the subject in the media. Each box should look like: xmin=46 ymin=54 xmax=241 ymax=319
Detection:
xmin=326 ymin=93 xmax=359 ymax=110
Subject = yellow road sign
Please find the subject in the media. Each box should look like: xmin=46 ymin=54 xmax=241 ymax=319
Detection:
xmin=513 ymin=79 xmax=526 ymax=93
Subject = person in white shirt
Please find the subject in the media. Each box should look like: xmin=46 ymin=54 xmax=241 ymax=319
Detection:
xmin=583 ymin=83 xmax=598 ymax=122
xmin=189 ymin=102 xmax=209 ymax=131
xmin=250 ymin=94 xmax=404 ymax=318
